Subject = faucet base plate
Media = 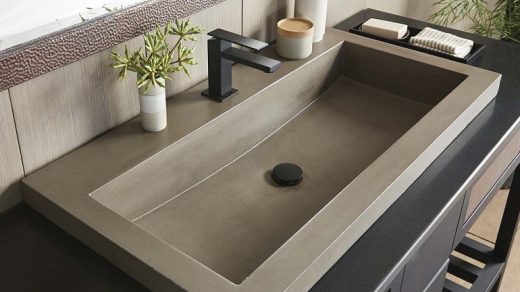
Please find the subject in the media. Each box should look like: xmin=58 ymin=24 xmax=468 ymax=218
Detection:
xmin=202 ymin=88 xmax=238 ymax=102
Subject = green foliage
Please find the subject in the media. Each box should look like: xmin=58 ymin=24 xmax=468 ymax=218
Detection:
xmin=110 ymin=19 xmax=203 ymax=92
xmin=430 ymin=0 xmax=520 ymax=43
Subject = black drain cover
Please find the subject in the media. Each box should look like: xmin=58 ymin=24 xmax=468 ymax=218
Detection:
xmin=272 ymin=163 xmax=303 ymax=186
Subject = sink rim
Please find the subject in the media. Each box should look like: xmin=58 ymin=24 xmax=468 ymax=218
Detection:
xmin=22 ymin=28 xmax=501 ymax=292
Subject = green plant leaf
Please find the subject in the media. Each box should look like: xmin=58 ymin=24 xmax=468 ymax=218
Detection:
xmin=109 ymin=19 xmax=203 ymax=92
xmin=431 ymin=0 xmax=520 ymax=42
xmin=118 ymin=68 xmax=127 ymax=79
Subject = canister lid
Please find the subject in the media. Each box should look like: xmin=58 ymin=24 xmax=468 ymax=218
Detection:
xmin=277 ymin=18 xmax=313 ymax=38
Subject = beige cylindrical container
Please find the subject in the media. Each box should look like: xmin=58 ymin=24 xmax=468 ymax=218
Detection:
xmin=276 ymin=18 xmax=314 ymax=60
xmin=138 ymin=78 xmax=167 ymax=132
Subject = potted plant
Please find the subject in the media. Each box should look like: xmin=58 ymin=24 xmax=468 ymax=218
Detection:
xmin=430 ymin=0 xmax=520 ymax=43
xmin=110 ymin=19 xmax=202 ymax=132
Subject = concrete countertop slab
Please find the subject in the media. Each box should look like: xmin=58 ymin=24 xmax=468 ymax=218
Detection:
xmin=22 ymin=28 xmax=501 ymax=291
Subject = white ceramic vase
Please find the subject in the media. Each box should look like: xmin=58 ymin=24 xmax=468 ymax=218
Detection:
xmin=285 ymin=0 xmax=296 ymax=18
xmin=138 ymin=79 xmax=167 ymax=132
xmin=295 ymin=0 xmax=328 ymax=43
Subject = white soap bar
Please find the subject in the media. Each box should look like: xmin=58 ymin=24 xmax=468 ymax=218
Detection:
xmin=361 ymin=18 xmax=408 ymax=39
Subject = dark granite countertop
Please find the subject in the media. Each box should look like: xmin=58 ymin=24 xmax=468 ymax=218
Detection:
xmin=0 ymin=9 xmax=518 ymax=292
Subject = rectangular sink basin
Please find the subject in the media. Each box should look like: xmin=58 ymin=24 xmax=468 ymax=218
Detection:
xmin=23 ymin=28 xmax=500 ymax=292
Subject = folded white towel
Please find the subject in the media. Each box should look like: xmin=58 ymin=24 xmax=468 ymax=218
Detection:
xmin=410 ymin=27 xmax=474 ymax=58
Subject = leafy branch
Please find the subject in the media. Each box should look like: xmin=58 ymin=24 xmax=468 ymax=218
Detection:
xmin=430 ymin=0 xmax=520 ymax=43
xmin=110 ymin=19 xmax=203 ymax=92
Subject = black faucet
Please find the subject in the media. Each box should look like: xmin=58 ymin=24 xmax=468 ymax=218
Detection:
xmin=202 ymin=29 xmax=281 ymax=101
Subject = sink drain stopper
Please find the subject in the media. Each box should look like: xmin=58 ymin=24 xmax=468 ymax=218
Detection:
xmin=272 ymin=163 xmax=303 ymax=186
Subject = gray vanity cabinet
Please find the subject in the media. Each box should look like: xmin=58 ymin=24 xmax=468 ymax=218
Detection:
xmin=458 ymin=130 xmax=520 ymax=245
xmin=382 ymin=270 xmax=404 ymax=292
xmin=400 ymin=196 xmax=464 ymax=292
xmin=424 ymin=259 xmax=450 ymax=292
xmin=465 ymin=130 xmax=520 ymax=223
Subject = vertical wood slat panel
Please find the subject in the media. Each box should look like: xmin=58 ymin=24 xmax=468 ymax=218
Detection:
xmin=326 ymin=0 xmax=367 ymax=27
xmin=9 ymin=0 xmax=243 ymax=174
xmin=407 ymin=0 xmax=436 ymax=23
xmin=242 ymin=0 xmax=278 ymax=42
xmin=367 ymin=0 xmax=409 ymax=16
xmin=0 ymin=90 xmax=24 ymax=212
xmin=166 ymin=0 xmax=242 ymax=96
xmin=9 ymin=37 xmax=142 ymax=174
xmin=242 ymin=0 xmax=367 ymax=42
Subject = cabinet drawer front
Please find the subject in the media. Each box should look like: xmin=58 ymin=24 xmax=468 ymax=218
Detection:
xmin=382 ymin=269 xmax=404 ymax=292
xmin=424 ymin=259 xmax=449 ymax=292
xmin=401 ymin=196 xmax=463 ymax=292
xmin=465 ymin=129 xmax=520 ymax=221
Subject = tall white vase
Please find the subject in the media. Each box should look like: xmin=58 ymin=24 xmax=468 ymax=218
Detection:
xmin=295 ymin=0 xmax=328 ymax=43
xmin=285 ymin=0 xmax=295 ymax=18
xmin=138 ymin=79 xmax=167 ymax=132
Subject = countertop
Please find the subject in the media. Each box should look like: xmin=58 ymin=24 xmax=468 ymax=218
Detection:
xmin=0 ymin=9 xmax=518 ymax=292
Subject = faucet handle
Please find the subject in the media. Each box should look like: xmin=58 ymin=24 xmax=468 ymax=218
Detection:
xmin=207 ymin=29 xmax=268 ymax=51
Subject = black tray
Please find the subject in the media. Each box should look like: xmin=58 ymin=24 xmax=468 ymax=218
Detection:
xmin=349 ymin=22 xmax=486 ymax=65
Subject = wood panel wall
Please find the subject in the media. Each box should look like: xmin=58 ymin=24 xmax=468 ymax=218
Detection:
xmin=241 ymin=0 xmax=415 ymax=43
xmin=1 ymin=0 xmax=427 ymax=212
xmin=407 ymin=0 xmax=437 ymax=23
xmin=9 ymin=37 xmax=142 ymax=174
xmin=9 ymin=0 xmax=241 ymax=174
xmin=242 ymin=0 xmax=279 ymax=42
xmin=368 ymin=0 xmax=409 ymax=16
xmin=0 ymin=90 xmax=24 ymax=213
xmin=166 ymin=0 xmax=242 ymax=96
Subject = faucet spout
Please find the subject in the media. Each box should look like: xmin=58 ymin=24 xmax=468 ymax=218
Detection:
xmin=222 ymin=47 xmax=281 ymax=73
xmin=202 ymin=29 xmax=282 ymax=102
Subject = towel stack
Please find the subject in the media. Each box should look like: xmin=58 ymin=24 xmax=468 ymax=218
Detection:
xmin=410 ymin=27 xmax=474 ymax=58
